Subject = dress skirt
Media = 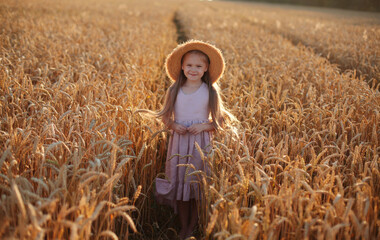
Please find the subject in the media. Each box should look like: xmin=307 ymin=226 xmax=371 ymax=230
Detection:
xmin=155 ymin=119 xmax=211 ymax=213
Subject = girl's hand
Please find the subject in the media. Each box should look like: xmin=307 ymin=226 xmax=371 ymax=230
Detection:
xmin=171 ymin=123 xmax=187 ymax=135
xmin=187 ymin=123 xmax=206 ymax=135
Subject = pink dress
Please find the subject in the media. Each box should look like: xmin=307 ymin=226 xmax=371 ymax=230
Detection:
xmin=155 ymin=82 xmax=211 ymax=213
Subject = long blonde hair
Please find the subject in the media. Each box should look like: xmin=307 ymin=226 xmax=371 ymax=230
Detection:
xmin=156 ymin=50 xmax=234 ymax=131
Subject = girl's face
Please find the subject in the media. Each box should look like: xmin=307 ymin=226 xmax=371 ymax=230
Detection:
xmin=181 ymin=52 xmax=208 ymax=84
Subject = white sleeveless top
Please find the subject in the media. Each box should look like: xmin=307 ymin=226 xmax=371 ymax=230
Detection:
xmin=174 ymin=82 xmax=210 ymax=126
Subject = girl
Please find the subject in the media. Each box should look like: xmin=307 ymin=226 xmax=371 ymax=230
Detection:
xmin=154 ymin=40 xmax=233 ymax=239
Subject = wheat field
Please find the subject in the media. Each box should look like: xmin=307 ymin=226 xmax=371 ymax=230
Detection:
xmin=0 ymin=0 xmax=379 ymax=239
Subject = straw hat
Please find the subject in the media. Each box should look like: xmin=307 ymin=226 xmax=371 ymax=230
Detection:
xmin=165 ymin=40 xmax=225 ymax=83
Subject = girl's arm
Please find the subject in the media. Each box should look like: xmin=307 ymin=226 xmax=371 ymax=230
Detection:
xmin=166 ymin=119 xmax=187 ymax=134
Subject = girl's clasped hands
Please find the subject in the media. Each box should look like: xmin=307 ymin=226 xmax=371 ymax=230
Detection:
xmin=171 ymin=123 xmax=206 ymax=135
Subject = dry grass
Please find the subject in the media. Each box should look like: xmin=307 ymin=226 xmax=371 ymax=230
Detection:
xmin=0 ymin=0 xmax=379 ymax=239
xmin=222 ymin=1 xmax=380 ymax=88
xmin=0 ymin=0 xmax=177 ymax=238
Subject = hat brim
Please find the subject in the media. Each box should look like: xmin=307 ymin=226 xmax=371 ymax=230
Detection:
xmin=165 ymin=40 xmax=225 ymax=83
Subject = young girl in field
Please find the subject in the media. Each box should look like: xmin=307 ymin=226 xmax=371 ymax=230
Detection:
xmin=154 ymin=40 xmax=232 ymax=239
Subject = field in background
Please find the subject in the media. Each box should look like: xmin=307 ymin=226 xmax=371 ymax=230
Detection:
xmin=225 ymin=0 xmax=380 ymax=12
xmin=0 ymin=0 xmax=379 ymax=239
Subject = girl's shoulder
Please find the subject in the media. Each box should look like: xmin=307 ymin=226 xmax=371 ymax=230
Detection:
xmin=200 ymin=82 xmax=209 ymax=91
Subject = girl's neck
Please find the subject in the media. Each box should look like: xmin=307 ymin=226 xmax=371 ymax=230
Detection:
xmin=184 ymin=80 xmax=203 ymax=88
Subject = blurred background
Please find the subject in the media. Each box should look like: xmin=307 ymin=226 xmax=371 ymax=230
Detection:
xmin=226 ymin=0 xmax=380 ymax=11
